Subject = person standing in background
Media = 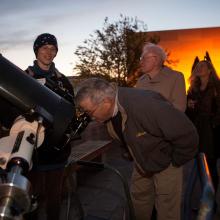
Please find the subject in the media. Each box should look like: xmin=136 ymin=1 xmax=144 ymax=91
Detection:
xmin=136 ymin=42 xmax=188 ymax=219
xmin=136 ymin=43 xmax=186 ymax=112
xmin=186 ymin=60 xmax=220 ymax=189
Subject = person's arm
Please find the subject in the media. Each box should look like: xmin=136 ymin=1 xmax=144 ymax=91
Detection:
xmin=185 ymin=90 xmax=198 ymax=122
xmin=135 ymin=94 xmax=198 ymax=166
xmin=170 ymin=73 xmax=187 ymax=112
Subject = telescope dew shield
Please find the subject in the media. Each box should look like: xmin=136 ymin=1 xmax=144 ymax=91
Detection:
xmin=0 ymin=54 xmax=74 ymax=147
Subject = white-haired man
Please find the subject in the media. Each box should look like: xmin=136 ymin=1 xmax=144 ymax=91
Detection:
xmin=136 ymin=43 xmax=186 ymax=112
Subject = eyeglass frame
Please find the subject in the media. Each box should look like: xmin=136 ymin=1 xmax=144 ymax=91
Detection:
xmin=79 ymin=100 xmax=104 ymax=116
xmin=139 ymin=54 xmax=157 ymax=61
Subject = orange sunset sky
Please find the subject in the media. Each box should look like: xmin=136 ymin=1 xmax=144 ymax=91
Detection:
xmin=149 ymin=27 xmax=220 ymax=91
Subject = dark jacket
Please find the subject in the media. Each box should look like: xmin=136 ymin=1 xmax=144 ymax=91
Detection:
xmin=26 ymin=61 xmax=75 ymax=168
xmin=0 ymin=98 xmax=21 ymax=137
xmin=186 ymin=81 xmax=220 ymax=159
xmin=26 ymin=61 xmax=74 ymax=104
xmin=107 ymin=87 xmax=198 ymax=174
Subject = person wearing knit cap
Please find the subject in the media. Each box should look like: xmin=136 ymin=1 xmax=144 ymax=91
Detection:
xmin=24 ymin=34 xmax=83 ymax=220
xmin=33 ymin=33 xmax=58 ymax=57
xmin=28 ymin=33 xmax=60 ymax=76
xmin=26 ymin=33 xmax=74 ymax=102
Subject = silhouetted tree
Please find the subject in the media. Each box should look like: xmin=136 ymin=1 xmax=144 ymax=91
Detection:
xmin=74 ymin=14 xmax=157 ymax=86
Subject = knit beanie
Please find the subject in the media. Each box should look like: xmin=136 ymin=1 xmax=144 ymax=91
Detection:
xmin=33 ymin=33 xmax=58 ymax=56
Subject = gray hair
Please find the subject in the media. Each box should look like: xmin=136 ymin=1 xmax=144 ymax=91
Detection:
xmin=141 ymin=43 xmax=167 ymax=65
xmin=75 ymin=78 xmax=116 ymax=106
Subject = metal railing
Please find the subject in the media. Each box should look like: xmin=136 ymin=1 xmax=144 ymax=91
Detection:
xmin=184 ymin=153 xmax=215 ymax=220
xmin=196 ymin=153 xmax=215 ymax=220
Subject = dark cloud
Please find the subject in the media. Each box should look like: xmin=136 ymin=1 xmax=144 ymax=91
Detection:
xmin=0 ymin=0 xmax=70 ymax=51
xmin=0 ymin=0 xmax=64 ymax=16
xmin=0 ymin=29 xmax=33 ymax=52
xmin=0 ymin=0 xmax=35 ymax=16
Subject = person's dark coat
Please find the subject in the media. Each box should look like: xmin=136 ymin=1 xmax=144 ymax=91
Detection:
xmin=26 ymin=61 xmax=75 ymax=167
xmin=107 ymin=87 xmax=199 ymax=174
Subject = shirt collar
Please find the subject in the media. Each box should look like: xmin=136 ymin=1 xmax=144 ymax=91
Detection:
xmin=112 ymin=88 xmax=118 ymax=117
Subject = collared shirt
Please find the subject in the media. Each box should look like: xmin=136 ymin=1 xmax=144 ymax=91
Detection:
xmin=111 ymin=84 xmax=119 ymax=117
xmin=112 ymin=92 xmax=118 ymax=117
xmin=136 ymin=66 xmax=187 ymax=112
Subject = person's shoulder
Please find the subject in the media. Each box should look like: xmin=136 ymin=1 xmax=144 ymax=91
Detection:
xmin=54 ymin=68 xmax=65 ymax=78
xmin=137 ymin=73 xmax=146 ymax=82
xmin=118 ymin=86 xmax=159 ymax=107
xmin=54 ymin=68 xmax=74 ymax=91
xmin=25 ymin=66 xmax=35 ymax=76
xmin=54 ymin=68 xmax=72 ymax=82
xmin=120 ymin=86 xmax=160 ymax=98
xmin=162 ymin=66 xmax=184 ymax=79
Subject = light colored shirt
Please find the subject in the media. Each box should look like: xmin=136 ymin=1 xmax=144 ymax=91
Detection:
xmin=136 ymin=66 xmax=186 ymax=112
xmin=112 ymin=89 xmax=118 ymax=117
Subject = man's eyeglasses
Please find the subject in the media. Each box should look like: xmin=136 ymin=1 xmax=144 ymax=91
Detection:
xmin=80 ymin=101 xmax=104 ymax=116
xmin=139 ymin=55 xmax=156 ymax=61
